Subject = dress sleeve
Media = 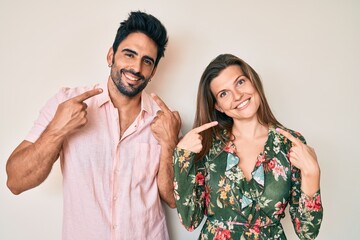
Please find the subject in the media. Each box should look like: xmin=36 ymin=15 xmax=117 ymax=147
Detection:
xmin=288 ymin=133 xmax=323 ymax=239
xmin=173 ymin=147 xmax=206 ymax=231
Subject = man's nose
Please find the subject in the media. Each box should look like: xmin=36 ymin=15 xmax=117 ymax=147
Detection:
xmin=131 ymin=59 xmax=142 ymax=73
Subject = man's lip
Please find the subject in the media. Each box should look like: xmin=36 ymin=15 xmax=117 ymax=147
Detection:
xmin=121 ymin=71 xmax=144 ymax=83
xmin=123 ymin=71 xmax=141 ymax=81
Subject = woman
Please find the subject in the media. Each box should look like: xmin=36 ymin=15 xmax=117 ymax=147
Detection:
xmin=173 ymin=54 xmax=323 ymax=239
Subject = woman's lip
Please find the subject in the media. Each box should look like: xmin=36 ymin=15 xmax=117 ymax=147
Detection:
xmin=236 ymin=98 xmax=250 ymax=109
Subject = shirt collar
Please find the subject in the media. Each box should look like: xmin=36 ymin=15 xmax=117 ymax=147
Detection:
xmin=96 ymin=81 xmax=110 ymax=108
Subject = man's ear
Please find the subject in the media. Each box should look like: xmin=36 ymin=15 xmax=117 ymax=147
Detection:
xmin=107 ymin=47 xmax=114 ymax=66
xmin=150 ymin=67 xmax=157 ymax=79
xmin=215 ymin=103 xmax=224 ymax=113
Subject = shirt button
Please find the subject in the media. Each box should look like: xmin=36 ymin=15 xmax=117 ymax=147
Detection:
xmin=113 ymin=196 xmax=118 ymax=201
xmin=113 ymin=225 xmax=118 ymax=229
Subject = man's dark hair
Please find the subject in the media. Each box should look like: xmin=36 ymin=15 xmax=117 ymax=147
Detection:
xmin=112 ymin=11 xmax=168 ymax=67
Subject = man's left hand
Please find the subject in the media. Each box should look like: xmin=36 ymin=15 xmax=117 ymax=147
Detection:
xmin=150 ymin=93 xmax=181 ymax=150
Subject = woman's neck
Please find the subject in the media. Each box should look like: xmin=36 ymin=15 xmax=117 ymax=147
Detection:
xmin=232 ymin=119 xmax=268 ymax=141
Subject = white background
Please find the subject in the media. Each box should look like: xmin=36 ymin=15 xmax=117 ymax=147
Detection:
xmin=1 ymin=0 xmax=359 ymax=239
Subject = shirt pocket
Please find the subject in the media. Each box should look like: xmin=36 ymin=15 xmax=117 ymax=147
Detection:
xmin=134 ymin=143 xmax=161 ymax=183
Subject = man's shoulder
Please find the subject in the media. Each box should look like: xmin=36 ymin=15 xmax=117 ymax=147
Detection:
xmin=141 ymin=91 xmax=160 ymax=114
xmin=142 ymin=91 xmax=176 ymax=112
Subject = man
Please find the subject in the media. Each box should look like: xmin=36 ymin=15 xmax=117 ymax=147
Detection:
xmin=6 ymin=11 xmax=181 ymax=240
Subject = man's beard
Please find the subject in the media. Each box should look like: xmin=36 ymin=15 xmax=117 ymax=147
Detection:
xmin=110 ymin=68 xmax=150 ymax=97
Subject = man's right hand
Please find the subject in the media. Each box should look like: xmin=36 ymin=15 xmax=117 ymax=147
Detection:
xmin=6 ymin=88 xmax=103 ymax=195
xmin=47 ymin=88 xmax=103 ymax=136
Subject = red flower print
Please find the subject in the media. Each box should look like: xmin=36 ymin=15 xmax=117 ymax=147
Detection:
xmin=254 ymin=218 xmax=261 ymax=226
xmin=274 ymin=201 xmax=286 ymax=215
xmin=214 ymin=227 xmax=231 ymax=240
xmin=256 ymin=154 xmax=265 ymax=167
xmin=305 ymin=194 xmax=322 ymax=211
xmin=222 ymin=229 xmax=231 ymax=238
xmin=224 ymin=142 xmax=236 ymax=154
xmin=294 ymin=217 xmax=301 ymax=233
xmin=195 ymin=172 xmax=205 ymax=186
xmin=286 ymin=151 xmax=291 ymax=160
xmin=268 ymin=159 xmax=276 ymax=169
xmin=205 ymin=185 xmax=211 ymax=207
xmin=187 ymin=225 xmax=195 ymax=232
xmin=315 ymin=194 xmax=322 ymax=206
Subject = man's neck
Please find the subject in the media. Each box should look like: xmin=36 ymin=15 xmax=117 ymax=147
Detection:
xmin=107 ymin=77 xmax=142 ymax=111
xmin=107 ymin=78 xmax=142 ymax=138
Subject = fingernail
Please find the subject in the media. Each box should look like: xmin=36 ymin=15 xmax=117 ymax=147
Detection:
xmin=276 ymin=128 xmax=280 ymax=132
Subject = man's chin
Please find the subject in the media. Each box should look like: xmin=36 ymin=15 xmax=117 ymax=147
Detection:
xmin=117 ymin=87 xmax=142 ymax=97
xmin=112 ymin=77 xmax=148 ymax=97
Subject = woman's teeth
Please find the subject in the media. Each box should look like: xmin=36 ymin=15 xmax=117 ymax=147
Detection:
xmin=237 ymin=99 xmax=249 ymax=108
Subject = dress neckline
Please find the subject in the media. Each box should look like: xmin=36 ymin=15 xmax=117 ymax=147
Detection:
xmin=225 ymin=126 xmax=272 ymax=182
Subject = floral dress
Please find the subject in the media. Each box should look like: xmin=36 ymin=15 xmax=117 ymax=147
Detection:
xmin=173 ymin=126 xmax=323 ymax=240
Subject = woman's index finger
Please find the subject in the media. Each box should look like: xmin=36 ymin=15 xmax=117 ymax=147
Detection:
xmin=276 ymin=128 xmax=302 ymax=145
xmin=193 ymin=121 xmax=218 ymax=134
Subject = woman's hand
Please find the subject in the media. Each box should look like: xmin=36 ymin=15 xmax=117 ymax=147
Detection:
xmin=276 ymin=128 xmax=320 ymax=196
xmin=177 ymin=121 xmax=218 ymax=153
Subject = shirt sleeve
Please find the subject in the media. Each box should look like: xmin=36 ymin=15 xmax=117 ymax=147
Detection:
xmin=173 ymin=147 xmax=206 ymax=231
xmin=25 ymin=89 xmax=68 ymax=143
xmin=288 ymin=132 xmax=323 ymax=239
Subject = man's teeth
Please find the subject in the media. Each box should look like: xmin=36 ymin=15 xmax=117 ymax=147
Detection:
xmin=238 ymin=99 xmax=249 ymax=108
xmin=124 ymin=72 xmax=139 ymax=81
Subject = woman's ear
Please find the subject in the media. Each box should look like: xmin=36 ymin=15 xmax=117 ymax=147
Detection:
xmin=215 ymin=103 xmax=224 ymax=113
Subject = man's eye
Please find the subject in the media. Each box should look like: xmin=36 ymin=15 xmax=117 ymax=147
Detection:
xmin=144 ymin=59 xmax=153 ymax=66
xmin=125 ymin=53 xmax=134 ymax=58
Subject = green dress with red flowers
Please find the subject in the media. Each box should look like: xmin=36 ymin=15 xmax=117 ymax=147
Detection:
xmin=173 ymin=126 xmax=323 ymax=240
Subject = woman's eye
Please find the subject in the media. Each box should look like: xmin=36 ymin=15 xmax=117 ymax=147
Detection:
xmin=219 ymin=91 xmax=227 ymax=98
xmin=237 ymin=79 xmax=245 ymax=85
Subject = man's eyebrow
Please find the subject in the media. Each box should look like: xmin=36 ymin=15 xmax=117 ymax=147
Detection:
xmin=122 ymin=48 xmax=138 ymax=55
xmin=121 ymin=48 xmax=155 ymax=64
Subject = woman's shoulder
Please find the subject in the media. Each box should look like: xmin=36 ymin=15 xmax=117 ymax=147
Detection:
xmin=204 ymin=130 xmax=227 ymax=161
xmin=272 ymin=124 xmax=307 ymax=144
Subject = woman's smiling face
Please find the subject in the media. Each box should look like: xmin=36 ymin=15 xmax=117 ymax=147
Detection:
xmin=210 ymin=64 xmax=261 ymax=122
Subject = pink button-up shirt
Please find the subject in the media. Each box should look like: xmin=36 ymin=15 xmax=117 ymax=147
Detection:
xmin=26 ymin=82 xmax=169 ymax=240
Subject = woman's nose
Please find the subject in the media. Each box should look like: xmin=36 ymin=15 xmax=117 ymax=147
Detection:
xmin=233 ymin=89 xmax=243 ymax=100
